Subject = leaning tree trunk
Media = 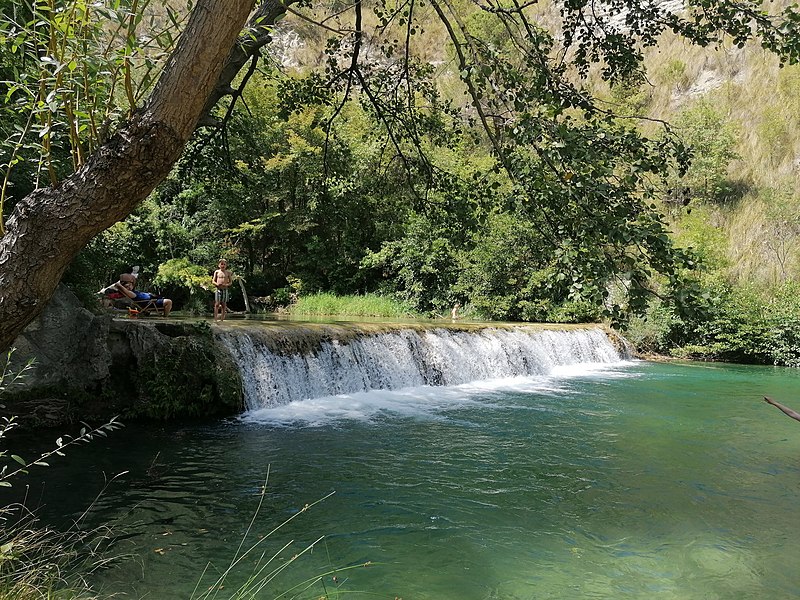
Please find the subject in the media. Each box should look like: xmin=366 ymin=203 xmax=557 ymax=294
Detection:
xmin=0 ymin=0 xmax=293 ymax=351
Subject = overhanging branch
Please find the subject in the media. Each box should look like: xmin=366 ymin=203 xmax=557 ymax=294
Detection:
xmin=197 ymin=0 xmax=297 ymax=128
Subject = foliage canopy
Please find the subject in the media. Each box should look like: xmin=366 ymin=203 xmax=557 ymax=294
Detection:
xmin=2 ymin=0 xmax=800 ymax=347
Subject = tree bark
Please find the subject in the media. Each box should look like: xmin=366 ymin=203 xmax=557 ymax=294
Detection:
xmin=0 ymin=0 xmax=259 ymax=351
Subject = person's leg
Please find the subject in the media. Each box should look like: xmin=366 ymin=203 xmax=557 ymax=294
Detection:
xmin=150 ymin=298 xmax=171 ymax=316
xmin=220 ymin=289 xmax=228 ymax=321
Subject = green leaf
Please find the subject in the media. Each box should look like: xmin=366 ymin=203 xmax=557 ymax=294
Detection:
xmin=11 ymin=455 xmax=25 ymax=466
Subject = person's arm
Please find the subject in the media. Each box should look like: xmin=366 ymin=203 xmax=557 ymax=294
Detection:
xmin=764 ymin=396 xmax=800 ymax=423
xmin=114 ymin=281 xmax=136 ymax=299
xmin=212 ymin=270 xmax=221 ymax=287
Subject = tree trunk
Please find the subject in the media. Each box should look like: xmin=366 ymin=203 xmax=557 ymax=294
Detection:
xmin=0 ymin=0 xmax=258 ymax=351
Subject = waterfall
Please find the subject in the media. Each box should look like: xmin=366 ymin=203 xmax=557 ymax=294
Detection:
xmin=217 ymin=326 xmax=625 ymax=411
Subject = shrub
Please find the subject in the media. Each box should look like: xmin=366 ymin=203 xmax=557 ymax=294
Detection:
xmin=671 ymin=100 xmax=739 ymax=203
xmin=660 ymin=59 xmax=689 ymax=90
xmin=154 ymin=257 xmax=212 ymax=294
xmin=361 ymin=211 xmax=463 ymax=316
xmin=154 ymin=257 xmax=213 ymax=314
xmin=623 ymin=300 xmax=681 ymax=354
xmin=545 ymin=300 xmax=602 ymax=323
xmin=625 ymin=280 xmax=800 ymax=366
xmin=762 ymin=283 xmax=800 ymax=367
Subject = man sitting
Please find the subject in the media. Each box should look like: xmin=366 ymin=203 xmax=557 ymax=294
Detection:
xmin=112 ymin=273 xmax=173 ymax=316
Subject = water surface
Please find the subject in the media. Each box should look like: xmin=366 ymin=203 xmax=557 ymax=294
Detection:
xmin=14 ymin=360 xmax=800 ymax=599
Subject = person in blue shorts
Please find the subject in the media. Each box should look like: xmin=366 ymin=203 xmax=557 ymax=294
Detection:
xmin=113 ymin=273 xmax=173 ymax=316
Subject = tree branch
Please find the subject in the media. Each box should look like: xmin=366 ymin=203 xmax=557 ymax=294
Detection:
xmin=197 ymin=0 xmax=297 ymax=129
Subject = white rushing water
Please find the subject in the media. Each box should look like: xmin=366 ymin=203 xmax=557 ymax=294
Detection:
xmin=218 ymin=326 xmax=625 ymax=411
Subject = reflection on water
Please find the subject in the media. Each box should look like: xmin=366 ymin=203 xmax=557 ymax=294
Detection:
xmin=10 ymin=361 xmax=800 ymax=599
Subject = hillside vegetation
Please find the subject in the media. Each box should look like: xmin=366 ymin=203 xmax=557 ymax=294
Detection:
xmin=620 ymin=37 xmax=800 ymax=363
xmin=3 ymin=0 xmax=798 ymax=365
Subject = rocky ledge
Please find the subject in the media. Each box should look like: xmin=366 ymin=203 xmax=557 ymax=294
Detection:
xmin=1 ymin=286 xmax=242 ymax=428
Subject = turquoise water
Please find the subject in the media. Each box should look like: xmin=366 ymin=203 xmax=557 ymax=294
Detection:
xmin=15 ymin=360 xmax=800 ymax=599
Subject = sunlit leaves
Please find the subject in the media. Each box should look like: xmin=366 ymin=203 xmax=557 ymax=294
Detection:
xmin=0 ymin=0 xmax=184 ymax=229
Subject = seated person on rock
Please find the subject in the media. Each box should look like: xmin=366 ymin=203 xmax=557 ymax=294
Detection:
xmin=112 ymin=273 xmax=173 ymax=316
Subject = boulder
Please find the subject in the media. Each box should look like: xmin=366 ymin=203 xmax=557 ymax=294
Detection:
xmin=1 ymin=285 xmax=242 ymax=427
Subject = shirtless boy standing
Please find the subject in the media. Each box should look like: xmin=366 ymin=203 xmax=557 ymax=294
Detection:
xmin=212 ymin=259 xmax=233 ymax=321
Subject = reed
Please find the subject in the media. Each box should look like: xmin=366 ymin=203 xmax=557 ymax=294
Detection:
xmin=289 ymin=293 xmax=416 ymax=318
xmin=192 ymin=467 xmax=370 ymax=600
xmin=0 ymin=495 xmax=124 ymax=600
xmin=0 ymin=350 xmax=125 ymax=600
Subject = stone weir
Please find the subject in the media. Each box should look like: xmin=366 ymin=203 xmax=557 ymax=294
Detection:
xmin=214 ymin=321 xmax=628 ymax=411
xmin=2 ymin=286 xmax=628 ymax=426
xmin=2 ymin=286 xmax=242 ymax=427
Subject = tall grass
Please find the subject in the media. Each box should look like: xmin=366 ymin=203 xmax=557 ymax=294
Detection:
xmin=1 ymin=351 xmax=361 ymax=600
xmin=639 ymin=34 xmax=800 ymax=288
xmin=0 ymin=493 xmax=124 ymax=600
xmin=192 ymin=468 xmax=370 ymax=600
xmin=289 ymin=293 xmax=417 ymax=318
xmin=0 ymin=350 xmax=125 ymax=600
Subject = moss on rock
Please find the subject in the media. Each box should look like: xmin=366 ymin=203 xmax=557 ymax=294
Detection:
xmin=131 ymin=332 xmax=242 ymax=420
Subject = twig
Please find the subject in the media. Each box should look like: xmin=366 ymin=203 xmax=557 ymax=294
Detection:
xmin=763 ymin=396 xmax=800 ymax=423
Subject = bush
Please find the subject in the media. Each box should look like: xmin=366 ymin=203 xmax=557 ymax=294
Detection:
xmin=457 ymin=213 xmax=564 ymax=322
xmin=763 ymin=283 xmax=800 ymax=367
xmin=671 ymin=100 xmax=739 ymax=203
xmin=154 ymin=257 xmax=213 ymax=314
xmin=623 ymin=300 xmax=681 ymax=354
xmin=545 ymin=300 xmax=602 ymax=323
xmin=625 ymin=280 xmax=800 ymax=366
xmin=361 ymin=211 xmax=463 ymax=316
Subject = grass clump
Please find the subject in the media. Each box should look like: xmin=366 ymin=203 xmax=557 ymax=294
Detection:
xmin=0 ymin=502 xmax=121 ymax=600
xmin=289 ymin=293 xmax=417 ymax=318
xmin=0 ymin=350 xmax=125 ymax=600
xmin=192 ymin=468 xmax=369 ymax=600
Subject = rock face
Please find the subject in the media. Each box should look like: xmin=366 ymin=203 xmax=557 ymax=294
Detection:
xmin=1 ymin=285 xmax=242 ymax=427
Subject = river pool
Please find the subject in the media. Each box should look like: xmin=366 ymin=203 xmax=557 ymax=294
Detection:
xmin=11 ymin=360 xmax=800 ymax=599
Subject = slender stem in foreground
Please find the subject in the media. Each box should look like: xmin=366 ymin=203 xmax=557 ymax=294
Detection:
xmin=763 ymin=396 xmax=800 ymax=423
